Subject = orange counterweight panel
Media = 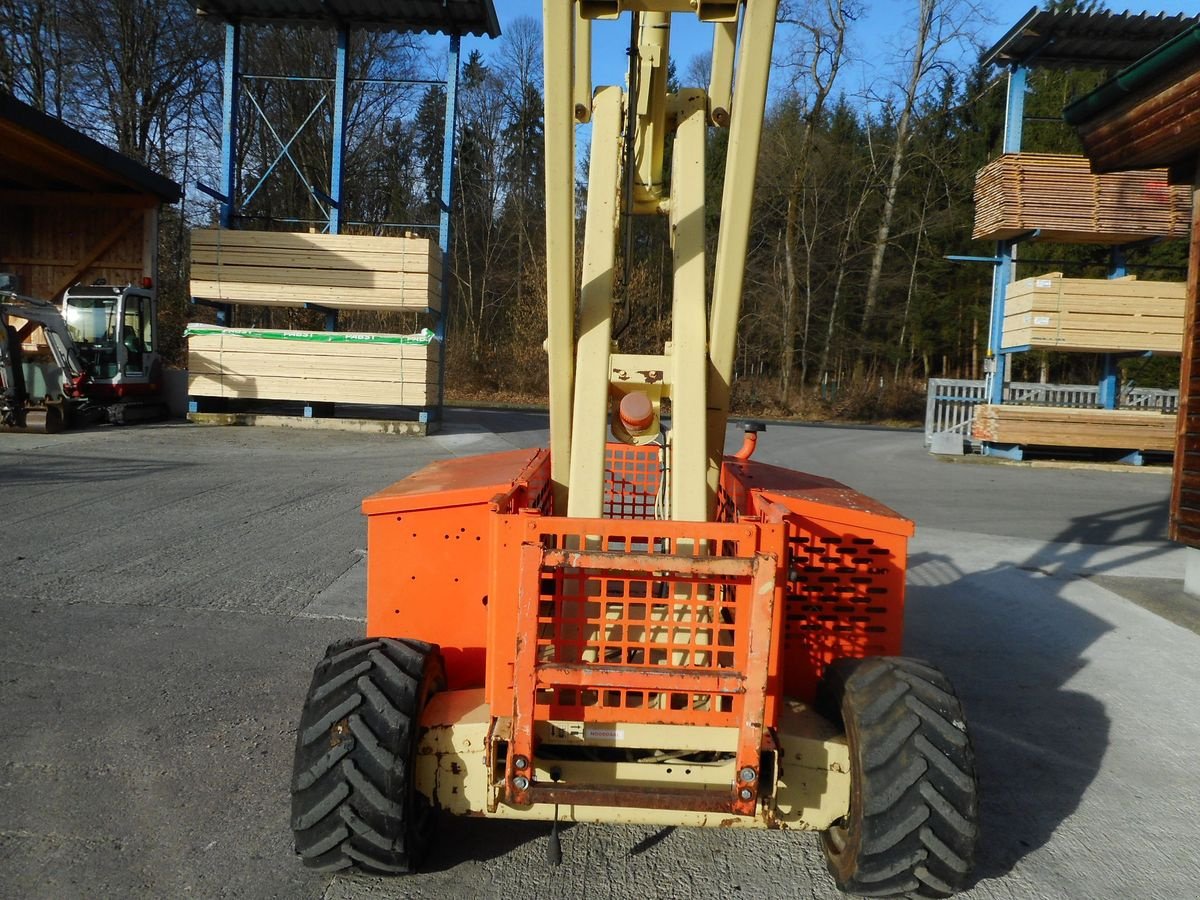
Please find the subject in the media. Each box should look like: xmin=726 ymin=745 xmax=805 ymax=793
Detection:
xmin=720 ymin=459 xmax=914 ymax=702
xmin=362 ymin=448 xmax=550 ymax=689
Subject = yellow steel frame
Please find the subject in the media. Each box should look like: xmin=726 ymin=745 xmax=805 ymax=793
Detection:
xmin=416 ymin=689 xmax=851 ymax=829
xmin=543 ymin=0 xmax=779 ymax=522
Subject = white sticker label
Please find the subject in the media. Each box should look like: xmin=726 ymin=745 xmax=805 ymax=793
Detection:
xmin=549 ymin=722 xmax=584 ymax=739
xmin=1033 ymin=316 xmax=1052 ymax=326
xmin=1035 ymin=279 xmax=1053 ymax=288
xmin=585 ymin=727 xmax=624 ymax=741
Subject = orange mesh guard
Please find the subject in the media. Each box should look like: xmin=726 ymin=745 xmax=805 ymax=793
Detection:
xmin=494 ymin=513 xmax=785 ymax=816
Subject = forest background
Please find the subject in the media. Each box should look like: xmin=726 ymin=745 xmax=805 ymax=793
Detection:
xmin=0 ymin=0 xmax=1192 ymax=422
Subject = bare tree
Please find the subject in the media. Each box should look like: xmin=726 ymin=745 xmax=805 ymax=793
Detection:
xmin=773 ymin=0 xmax=855 ymax=399
xmin=859 ymin=0 xmax=980 ymax=332
xmin=0 ymin=0 xmax=71 ymax=115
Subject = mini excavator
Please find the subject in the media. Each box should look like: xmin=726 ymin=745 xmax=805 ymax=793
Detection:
xmin=291 ymin=4 xmax=980 ymax=897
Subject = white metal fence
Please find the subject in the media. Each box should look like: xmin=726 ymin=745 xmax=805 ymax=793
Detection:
xmin=924 ymin=379 xmax=1179 ymax=448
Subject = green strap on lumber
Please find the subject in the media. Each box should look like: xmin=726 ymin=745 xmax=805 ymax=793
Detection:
xmin=183 ymin=324 xmax=437 ymax=345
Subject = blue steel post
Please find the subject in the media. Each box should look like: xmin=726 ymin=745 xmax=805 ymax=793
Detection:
xmin=987 ymin=242 xmax=1014 ymax=405
xmin=219 ymin=22 xmax=240 ymax=229
xmin=1002 ymin=65 xmax=1027 ymax=155
xmin=323 ymin=24 xmax=349 ymax=337
xmin=330 ymin=26 xmax=349 ymax=238
xmin=987 ymin=65 xmax=1028 ymax=406
xmin=431 ymin=34 xmax=461 ymax=421
xmin=217 ymin=21 xmax=240 ymax=327
xmin=1099 ymin=246 xmax=1128 ymax=410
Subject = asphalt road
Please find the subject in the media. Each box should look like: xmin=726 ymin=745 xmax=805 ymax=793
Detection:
xmin=2 ymin=411 xmax=1198 ymax=899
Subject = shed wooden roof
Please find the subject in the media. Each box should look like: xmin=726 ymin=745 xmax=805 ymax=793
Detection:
xmin=0 ymin=92 xmax=181 ymax=205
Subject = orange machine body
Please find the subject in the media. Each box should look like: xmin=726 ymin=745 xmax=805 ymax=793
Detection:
xmin=363 ymin=445 xmax=912 ymax=706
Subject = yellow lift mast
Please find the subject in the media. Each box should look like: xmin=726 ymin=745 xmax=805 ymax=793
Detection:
xmin=544 ymin=1 xmax=777 ymax=522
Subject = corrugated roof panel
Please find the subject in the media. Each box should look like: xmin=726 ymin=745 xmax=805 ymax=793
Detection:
xmin=983 ymin=8 xmax=1200 ymax=69
xmin=194 ymin=0 xmax=500 ymax=38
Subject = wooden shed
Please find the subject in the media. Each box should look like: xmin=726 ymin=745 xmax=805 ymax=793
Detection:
xmin=0 ymin=93 xmax=181 ymax=301
xmin=1066 ymin=25 xmax=1200 ymax=546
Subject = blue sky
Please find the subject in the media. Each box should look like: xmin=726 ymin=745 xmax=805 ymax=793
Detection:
xmin=464 ymin=1 xmax=1200 ymax=103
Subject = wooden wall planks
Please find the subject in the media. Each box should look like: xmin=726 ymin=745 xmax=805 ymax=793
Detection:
xmin=0 ymin=202 xmax=148 ymax=299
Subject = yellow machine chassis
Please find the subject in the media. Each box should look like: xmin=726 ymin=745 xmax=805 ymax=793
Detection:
xmin=416 ymin=689 xmax=850 ymax=829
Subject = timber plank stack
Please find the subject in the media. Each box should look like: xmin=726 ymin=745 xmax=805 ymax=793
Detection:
xmin=970 ymin=404 xmax=1175 ymax=452
xmin=189 ymin=229 xmax=441 ymax=312
xmin=186 ymin=325 xmax=439 ymax=407
xmin=1002 ymin=272 xmax=1185 ymax=354
xmin=972 ymin=153 xmax=1192 ymax=243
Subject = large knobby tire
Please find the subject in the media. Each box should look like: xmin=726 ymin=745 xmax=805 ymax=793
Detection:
xmin=817 ymin=657 xmax=979 ymax=899
xmin=290 ymin=637 xmax=445 ymax=874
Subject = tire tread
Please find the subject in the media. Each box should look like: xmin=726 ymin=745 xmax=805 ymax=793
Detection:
xmin=820 ymin=656 xmax=979 ymax=899
xmin=290 ymin=637 xmax=442 ymax=875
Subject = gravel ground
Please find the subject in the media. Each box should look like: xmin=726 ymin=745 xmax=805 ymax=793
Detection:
xmin=2 ymin=412 xmax=1197 ymax=899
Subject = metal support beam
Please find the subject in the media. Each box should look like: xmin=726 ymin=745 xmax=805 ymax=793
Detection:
xmin=986 ymin=241 xmax=1014 ymax=405
xmin=1099 ymin=355 xmax=1118 ymax=409
xmin=566 ymin=87 xmax=624 ymax=518
xmin=574 ymin=7 xmax=592 ymax=123
xmin=1100 ymin=249 xmax=1126 ymax=410
xmin=543 ymin=0 xmax=577 ymax=512
xmin=669 ymin=90 xmax=710 ymax=521
xmin=633 ymin=12 xmax=670 ymax=206
xmin=219 ymin=22 xmax=241 ymax=230
xmin=330 ymin=26 xmax=349 ymax=234
xmin=989 ymin=65 xmax=1028 ymax=406
xmin=1003 ymin=65 xmax=1027 ymax=154
xmin=706 ymin=0 xmax=778 ymax=506
xmin=435 ymin=34 xmax=461 ymax=416
xmin=708 ymin=21 xmax=736 ymax=127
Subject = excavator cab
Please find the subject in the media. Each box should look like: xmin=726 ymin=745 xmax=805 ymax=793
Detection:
xmin=62 ymin=283 xmax=163 ymax=419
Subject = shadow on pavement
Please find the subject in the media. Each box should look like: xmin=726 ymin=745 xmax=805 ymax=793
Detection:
xmin=421 ymin=814 xmax=565 ymax=872
xmin=0 ymin=451 xmax=189 ymax=485
xmin=907 ymin=497 xmax=1172 ymax=886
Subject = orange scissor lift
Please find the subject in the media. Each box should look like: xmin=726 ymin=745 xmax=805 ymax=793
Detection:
xmin=290 ymin=4 xmax=979 ymax=897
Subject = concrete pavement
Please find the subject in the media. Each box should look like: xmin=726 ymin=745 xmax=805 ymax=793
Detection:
xmin=1 ymin=411 xmax=1197 ymax=899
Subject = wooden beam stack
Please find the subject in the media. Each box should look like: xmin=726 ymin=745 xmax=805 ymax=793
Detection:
xmin=970 ymin=404 xmax=1176 ymax=452
xmin=972 ymin=153 xmax=1192 ymax=243
xmin=1002 ymin=272 xmax=1185 ymax=354
xmin=186 ymin=325 xmax=439 ymax=407
xmin=189 ymin=229 xmax=442 ymax=312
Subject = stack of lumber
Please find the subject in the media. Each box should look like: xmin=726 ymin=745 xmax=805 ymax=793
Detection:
xmin=972 ymin=153 xmax=1192 ymax=243
xmin=971 ymin=404 xmax=1176 ymax=451
xmin=185 ymin=324 xmax=439 ymax=406
xmin=189 ymin=229 xmax=441 ymax=312
xmin=1002 ymin=272 xmax=1185 ymax=354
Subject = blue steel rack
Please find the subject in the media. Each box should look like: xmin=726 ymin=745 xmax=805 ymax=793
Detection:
xmin=193 ymin=1 xmax=496 ymax=425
